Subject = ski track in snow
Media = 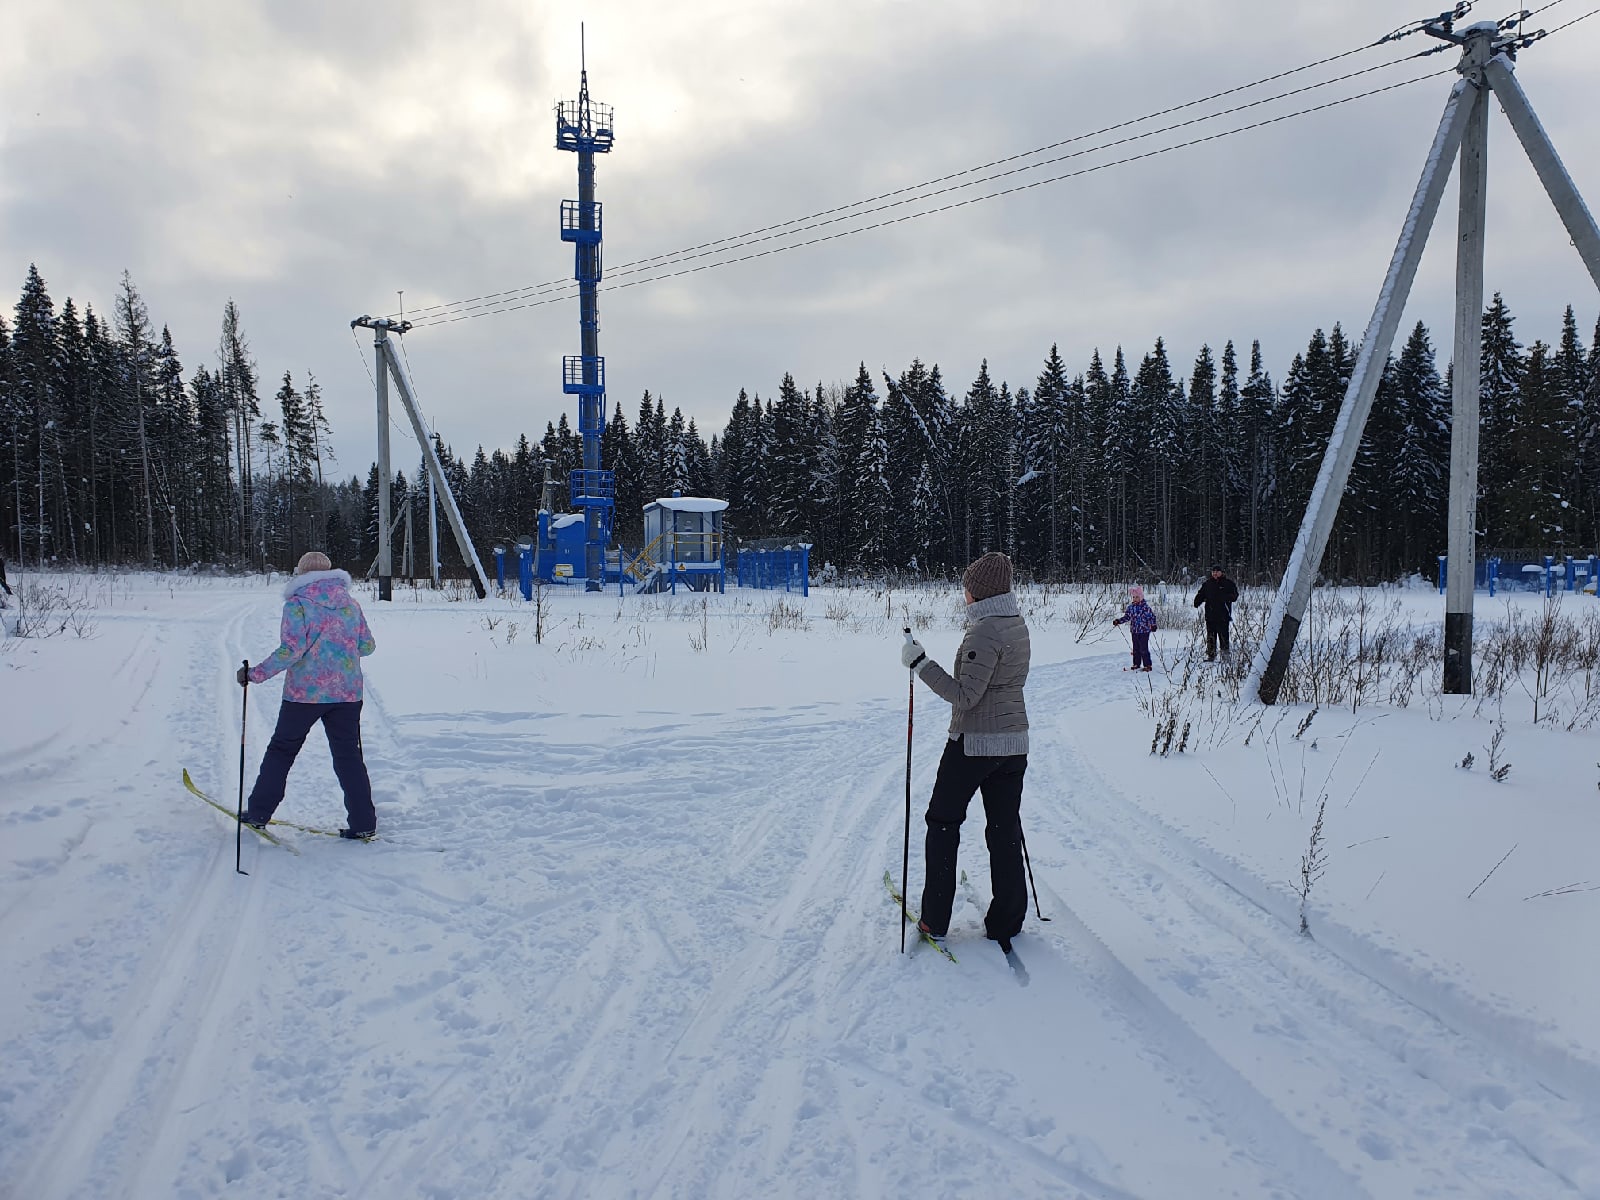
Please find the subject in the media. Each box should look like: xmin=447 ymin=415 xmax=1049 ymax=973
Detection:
xmin=1028 ymin=663 xmax=1596 ymax=1198
xmin=2 ymin=594 xmax=1597 ymax=1198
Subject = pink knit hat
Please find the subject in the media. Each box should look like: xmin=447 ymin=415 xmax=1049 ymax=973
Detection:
xmin=1129 ymin=585 xmax=1145 ymax=602
xmin=295 ymin=551 xmax=332 ymax=575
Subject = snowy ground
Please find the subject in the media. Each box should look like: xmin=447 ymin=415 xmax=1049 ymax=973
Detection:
xmin=2 ymin=571 xmax=1598 ymax=1199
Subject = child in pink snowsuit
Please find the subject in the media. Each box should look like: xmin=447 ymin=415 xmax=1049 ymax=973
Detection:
xmin=1112 ymin=585 xmax=1157 ymax=672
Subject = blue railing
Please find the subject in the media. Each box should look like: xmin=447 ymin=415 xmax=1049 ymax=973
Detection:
xmin=737 ymin=548 xmax=809 ymax=595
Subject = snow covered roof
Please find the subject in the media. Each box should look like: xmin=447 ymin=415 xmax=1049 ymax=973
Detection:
xmin=551 ymin=513 xmax=584 ymax=529
xmin=647 ymin=497 xmax=728 ymax=513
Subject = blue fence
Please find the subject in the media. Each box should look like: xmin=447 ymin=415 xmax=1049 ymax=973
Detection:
xmin=1437 ymin=554 xmax=1597 ymax=597
xmin=737 ymin=548 xmax=809 ymax=595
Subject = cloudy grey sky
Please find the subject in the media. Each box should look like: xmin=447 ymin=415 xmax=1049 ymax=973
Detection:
xmin=4 ymin=1 xmax=1599 ymax=475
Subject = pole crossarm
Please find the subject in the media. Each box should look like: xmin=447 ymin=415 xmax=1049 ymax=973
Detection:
xmin=1248 ymin=73 xmax=1478 ymax=704
xmin=352 ymin=315 xmax=413 ymax=335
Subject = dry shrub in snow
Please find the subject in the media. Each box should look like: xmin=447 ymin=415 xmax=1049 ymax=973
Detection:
xmin=764 ymin=598 xmax=809 ymax=633
xmin=6 ymin=579 xmax=99 ymax=640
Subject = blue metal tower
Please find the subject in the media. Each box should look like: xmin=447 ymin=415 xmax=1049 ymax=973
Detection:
xmin=556 ymin=33 xmax=615 ymax=589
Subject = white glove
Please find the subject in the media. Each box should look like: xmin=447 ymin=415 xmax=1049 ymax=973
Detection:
xmin=900 ymin=638 xmax=929 ymax=672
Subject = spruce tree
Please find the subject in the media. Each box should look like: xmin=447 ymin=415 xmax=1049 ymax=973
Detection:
xmin=0 ymin=312 xmax=14 ymax=564
xmin=765 ymin=373 xmax=811 ymax=538
xmin=218 ymin=300 xmax=260 ymax=557
xmin=11 ymin=265 xmax=59 ymax=565
xmin=1216 ymin=341 xmax=1241 ymax=567
xmin=1238 ymin=341 xmax=1276 ymax=575
xmin=1393 ymin=322 xmax=1449 ymax=575
xmin=1553 ymin=307 xmax=1590 ymax=547
xmin=1187 ymin=343 xmax=1219 ymax=570
xmin=1507 ymin=341 xmax=1570 ymax=549
xmin=1102 ymin=348 xmax=1138 ymax=572
xmin=55 ymin=300 xmax=91 ymax=562
xmin=1083 ymin=350 xmax=1113 ymax=571
xmin=854 ymin=409 xmax=894 ymax=571
xmin=1478 ymin=293 xmax=1524 ymax=549
xmin=1026 ymin=344 xmax=1071 ymax=577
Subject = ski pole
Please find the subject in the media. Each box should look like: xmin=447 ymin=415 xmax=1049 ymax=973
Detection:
xmin=901 ymin=627 xmax=915 ymax=954
xmin=236 ymin=659 xmax=249 ymax=877
xmin=1019 ymin=823 xmax=1049 ymax=921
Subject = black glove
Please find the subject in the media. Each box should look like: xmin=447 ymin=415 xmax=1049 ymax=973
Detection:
xmin=237 ymin=665 xmax=250 ymax=687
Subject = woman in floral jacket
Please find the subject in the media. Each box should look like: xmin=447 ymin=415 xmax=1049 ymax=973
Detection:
xmin=238 ymin=552 xmax=377 ymax=838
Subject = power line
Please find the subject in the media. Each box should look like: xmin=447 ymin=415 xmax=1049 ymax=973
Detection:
xmin=397 ymin=10 xmax=1595 ymax=332
xmin=416 ymin=67 xmax=1450 ymax=328
xmin=413 ymin=51 xmax=1436 ymax=328
xmin=349 ymin=324 xmax=422 ymax=453
xmin=1545 ymin=3 xmax=1600 ymax=32
xmin=350 ymin=325 xmax=376 ymax=390
xmin=394 ymin=34 xmax=1410 ymax=325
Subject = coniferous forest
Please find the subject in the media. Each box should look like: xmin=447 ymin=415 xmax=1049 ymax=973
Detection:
xmin=2 ymin=263 xmax=1595 ymax=585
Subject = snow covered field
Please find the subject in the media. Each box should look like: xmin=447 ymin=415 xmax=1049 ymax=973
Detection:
xmin=2 ymin=571 xmax=1598 ymax=1199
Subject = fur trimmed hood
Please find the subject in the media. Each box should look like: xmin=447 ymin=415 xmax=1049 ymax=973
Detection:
xmin=282 ymin=568 xmax=354 ymax=603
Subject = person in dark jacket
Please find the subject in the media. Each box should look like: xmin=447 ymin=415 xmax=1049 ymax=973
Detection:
xmin=899 ymin=552 xmax=1030 ymax=949
xmin=1193 ymin=565 xmax=1239 ymax=662
xmin=0 ymin=553 xmax=12 ymax=596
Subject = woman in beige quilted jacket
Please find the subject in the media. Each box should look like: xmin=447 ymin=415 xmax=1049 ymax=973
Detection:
xmin=899 ymin=552 xmax=1030 ymax=948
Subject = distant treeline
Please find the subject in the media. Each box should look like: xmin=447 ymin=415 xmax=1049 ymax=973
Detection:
xmin=2 ymin=263 xmax=1595 ymax=583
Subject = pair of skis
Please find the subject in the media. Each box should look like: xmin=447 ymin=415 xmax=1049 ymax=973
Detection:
xmin=183 ymin=769 xmax=364 ymax=853
xmin=884 ymin=870 xmax=957 ymax=961
xmin=886 ymin=868 xmax=1029 ymax=982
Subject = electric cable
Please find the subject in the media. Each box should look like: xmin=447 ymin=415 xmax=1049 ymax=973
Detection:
xmin=350 ymin=326 xmax=376 ymax=390
xmin=350 ymin=324 xmax=423 ymax=449
xmin=393 ymin=7 xmax=1594 ymax=332
xmin=410 ymin=50 xmax=1439 ymax=328
xmin=1545 ymin=3 xmax=1600 ymax=32
xmin=393 ymin=33 xmax=1418 ymax=325
xmin=414 ymin=66 xmax=1451 ymax=328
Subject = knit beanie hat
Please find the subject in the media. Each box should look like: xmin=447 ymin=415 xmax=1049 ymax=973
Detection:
xmin=962 ymin=552 xmax=1013 ymax=601
xmin=296 ymin=551 xmax=332 ymax=575
xmin=1129 ymin=585 xmax=1145 ymax=602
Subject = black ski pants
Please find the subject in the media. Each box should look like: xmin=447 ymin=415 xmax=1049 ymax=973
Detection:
xmin=1205 ymin=617 xmax=1231 ymax=659
xmin=919 ymin=735 xmax=1028 ymax=940
xmin=246 ymin=700 xmax=374 ymax=832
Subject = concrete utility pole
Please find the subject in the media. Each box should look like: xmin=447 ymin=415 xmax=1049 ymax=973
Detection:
xmin=1445 ymin=29 xmax=1491 ymax=693
xmin=403 ymin=486 xmax=415 ymax=580
xmin=428 ymin=473 xmax=441 ymax=587
xmin=353 ymin=316 xmax=491 ymax=599
xmin=366 ymin=318 xmax=398 ymax=601
xmin=1250 ymin=16 xmax=1600 ymax=704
